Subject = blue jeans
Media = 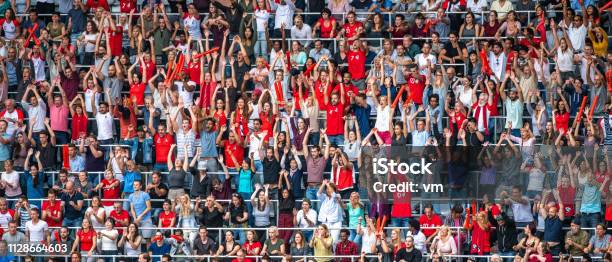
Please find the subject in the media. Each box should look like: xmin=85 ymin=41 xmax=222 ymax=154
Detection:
xmin=306 ymin=186 xmax=319 ymax=210
xmin=232 ymin=226 xmax=247 ymax=245
xmin=55 ymin=131 xmax=69 ymax=145
xmin=327 ymin=135 xmax=344 ymax=146
xmin=580 ymin=212 xmax=601 ymax=229
xmin=498 ymin=251 xmax=516 ymax=262
xmin=254 ymin=31 xmax=267 ymax=60
xmin=348 ymin=229 xmax=362 ymax=248
xmin=63 ymin=217 xmax=83 ymax=238
xmin=253 ymin=160 xmax=263 ymax=185
xmin=153 ymin=163 xmax=168 ymax=172
xmin=390 ymin=217 xmax=411 ymax=237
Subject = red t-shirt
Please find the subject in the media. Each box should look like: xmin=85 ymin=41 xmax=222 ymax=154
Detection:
xmin=557 ymin=185 xmax=576 ymax=217
xmin=326 ymin=103 xmax=344 ymax=136
xmin=212 ymin=110 xmax=228 ymax=131
xmin=198 ymin=81 xmax=217 ymax=109
xmin=41 ymin=200 xmax=62 ymax=227
xmin=130 ymin=83 xmax=146 ymax=106
xmin=101 ymin=178 xmax=120 ymax=207
xmin=347 ymin=50 xmax=366 ymax=80
xmin=71 ymin=113 xmax=88 ymax=140
xmin=223 ymin=140 xmax=244 ymax=169
xmin=390 ymin=173 xmax=412 ymax=218
xmin=109 ymin=210 xmax=129 ymax=235
xmin=119 ymin=0 xmax=136 ymax=13
xmin=242 ymin=241 xmax=262 ymax=256
xmin=470 ymin=223 xmax=491 ymax=254
xmin=318 ymin=17 xmax=336 ymax=38
xmin=407 ymin=75 xmax=426 ymax=105
xmin=77 ymin=229 xmax=96 ymax=251
xmin=188 ymin=60 xmax=201 ymax=85
xmin=528 ymin=253 xmax=553 ymax=262
xmin=343 ymin=21 xmax=363 ymax=43
xmin=259 ymin=112 xmax=275 ymax=141
xmin=108 ymin=27 xmax=123 ymax=57
xmin=233 ymin=110 xmax=249 ymax=137
xmin=334 ymin=166 xmax=354 ymax=191
xmin=86 ymin=0 xmax=109 ymax=10
xmin=140 ymin=60 xmax=156 ymax=81
xmin=314 ymin=81 xmax=332 ymax=109
xmin=159 ymin=211 xmax=176 ymax=228
xmin=154 ymin=133 xmax=175 ymax=164
xmin=419 ymin=214 xmax=443 ymax=237
xmin=333 ymin=83 xmax=359 ymax=104
xmin=554 ymin=111 xmax=570 ymax=134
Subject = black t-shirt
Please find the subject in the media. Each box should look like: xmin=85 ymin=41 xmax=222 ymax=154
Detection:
xmin=395 ymin=248 xmax=422 ymax=262
xmin=168 ymin=169 xmax=187 ymax=189
xmin=262 ymin=158 xmax=281 ymax=185
xmin=191 ymin=171 xmax=212 ymax=199
xmin=200 ymin=205 xmax=224 ymax=227
xmin=147 ymin=182 xmax=169 ymax=209
xmin=61 ymin=191 xmax=84 ymax=219
xmin=37 ymin=142 xmax=56 ymax=169
xmin=443 ymin=42 xmax=467 ymax=62
xmin=229 ymin=204 xmax=246 ymax=225
xmin=135 ymin=141 xmax=144 ymax=164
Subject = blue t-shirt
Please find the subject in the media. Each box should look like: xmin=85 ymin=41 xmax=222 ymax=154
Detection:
xmin=123 ymin=171 xmax=142 ymax=194
xmin=128 ymin=191 xmax=151 ymax=220
xmin=69 ymin=154 xmax=85 ymax=172
xmin=580 ymin=183 xmax=601 ymax=213
xmin=199 ymin=130 xmax=219 ymax=158
xmin=351 ymin=104 xmax=372 ymax=139
xmin=0 ymin=132 xmax=11 ymax=161
xmin=149 ymin=242 xmax=171 ymax=262
xmin=25 ymin=172 xmax=45 ymax=200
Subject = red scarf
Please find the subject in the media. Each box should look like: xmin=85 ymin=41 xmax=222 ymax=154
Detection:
xmin=473 ymin=104 xmax=489 ymax=135
xmin=274 ymin=81 xmax=285 ymax=107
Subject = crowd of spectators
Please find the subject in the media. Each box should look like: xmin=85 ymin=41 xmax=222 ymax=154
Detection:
xmin=0 ymin=0 xmax=610 ymax=261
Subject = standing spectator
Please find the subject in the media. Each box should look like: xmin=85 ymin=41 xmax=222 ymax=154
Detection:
xmin=128 ymin=180 xmax=153 ymax=240
xmin=317 ymin=180 xmax=342 ymax=242
xmin=24 ymin=207 xmax=49 ymax=243
xmin=309 ymin=224 xmax=333 ymax=262
xmin=61 ymin=181 xmax=84 ymax=228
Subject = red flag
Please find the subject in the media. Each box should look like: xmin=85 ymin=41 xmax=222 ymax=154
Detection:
xmin=285 ymin=51 xmax=292 ymax=71
xmin=192 ymin=47 xmax=220 ymax=60
xmin=479 ymin=49 xmax=492 ymax=76
xmin=62 ymin=145 xmax=70 ymax=169
xmin=24 ymin=23 xmax=40 ymax=48
xmin=422 ymin=20 xmax=432 ymax=33
xmin=536 ymin=14 xmax=547 ymax=44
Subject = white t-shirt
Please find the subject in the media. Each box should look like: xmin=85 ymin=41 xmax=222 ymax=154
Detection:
xmin=254 ymin=10 xmax=270 ymax=32
xmin=1 ymin=20 xmax=18 ymax=40
xmin=25 ymin=220 xmax=48 ymax=242
xmin=375 ymin=105 xmax=391 ymax=132
xmin=96 ymin=112 xmax=114 ymax=140
xmin=488 ymin=52 xmax=506 ymax=81
xmin=1 ymin=170 xmax=21 ymax=197
xmin=579 ymin=55 xmax=596 ymax=84
xmin=183 ymin=15 xmax=202 ymax=40
xmin=511 ymin=198 xmax=534 ymax=223
xmin=568 ymin=24 xmax=587 ymax=51
xmin=84 ymin=89 xmax=101 ymax=113
xmin=295 ymin=209 xmax=317 ymax=229
xmin=100 ymin=229 xmax=119 ymax=251
xmin=86 ymin=207 xmax=106 ymax=229
xmin=83 ymin=33 xmax=98 ymax=53
xmin=556 ymin=48 xmax=574 ymax=72
xmin=175 ymin=80 xmax=196 ymax=108
xmin=414 ymin=53 xmax=437 ymax=76
xmin=361 ymin=227 xmax=377 ymax=254
xmin=248 ymin=132 xmax=263 ymax=161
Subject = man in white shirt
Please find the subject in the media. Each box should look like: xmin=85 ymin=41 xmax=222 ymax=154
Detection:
xmin=414 ymin=43 xmax=437 ymax=76
xmin=25 ymin=208 xmax=49 ymax=242
xmin=271 ymin=0 xmax=296 ymax=37
xmin=21 ymin=85 xmax=47 ymax=135
xmin=566 ymin=12 xmax=588 ymax=52
xmin=488 ymin=42 xmax=507 ymax=81
xmin=93 ymin=101 xmax=114 ymax=146
xmin=295 ymin=199 xmax=318 ymax=241
xmin=291 ymin=15 xmax=312 ymax=48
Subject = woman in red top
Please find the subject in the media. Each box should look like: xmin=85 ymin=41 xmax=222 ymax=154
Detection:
xmin=158 ymin=199 xmax=176 ymax=228
xmin=464 ymin=211 xmax=491 ymax=256
xmin=242 ymin=230 xmax=262 ymax=259
xmin=209 ymin=66 xmax=233 ymax=130
xmin=312 ymin=8 xmax=336 ymax=39
xmin=72 ymin=218 xmax=97 ymax=257
xmin=69 ymin=96 xmax=88 ymax=142
xmin=257 ymin=90 xmax=278 ymax=142
xmin=94 ymin=170 xmax=120 ymax=214
xmin=389 ymin=228 xmax=406 ymax=258
xmin=331 ymin=152 xmax=354 ymax=198
xmin=553 ymin=98 xmax=570 ymax=134
xmin=525 ymin=242 xmax=553 ymax=262
xmin=127 ymin=55 xmax=148 ymax=107
xmin=482 ymin=11 xmax=501 ymax=37
xmin=231 ymin=97 xmax=252 ymax=138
